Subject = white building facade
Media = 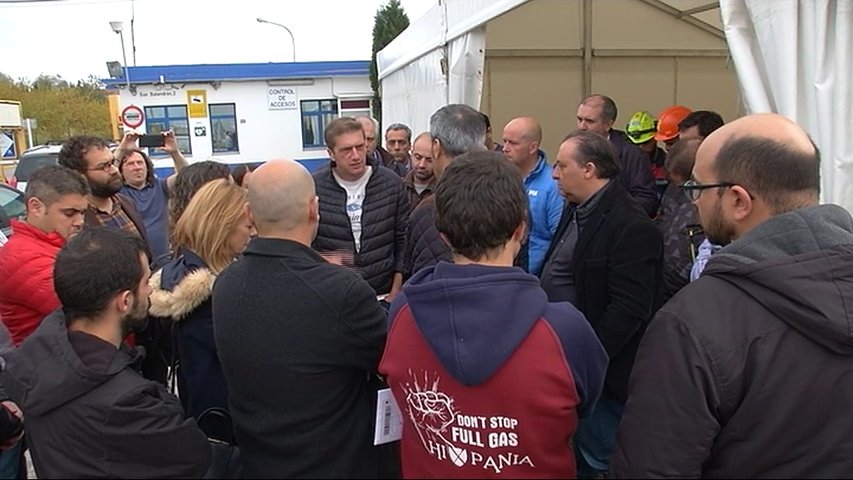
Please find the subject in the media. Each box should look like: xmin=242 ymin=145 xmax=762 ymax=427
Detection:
xmin=104 ymin=61 xmax=372 ymax=175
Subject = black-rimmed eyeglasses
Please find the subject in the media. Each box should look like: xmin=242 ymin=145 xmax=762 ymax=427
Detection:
xmin=681 ymin=178 xmax=737 ymax=202
xmin=86 ymin=158 xmax=119 ymax=172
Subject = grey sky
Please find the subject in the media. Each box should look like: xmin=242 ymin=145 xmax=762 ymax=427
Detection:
xmin=0 ymin=0 xmax=432 ymax=83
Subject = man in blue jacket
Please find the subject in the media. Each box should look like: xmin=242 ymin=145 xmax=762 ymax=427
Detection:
xmin=502 ymin=116 xmax=564 ymax=275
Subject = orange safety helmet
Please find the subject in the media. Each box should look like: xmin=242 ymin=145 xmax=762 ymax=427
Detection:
xmin=655 ymin=105 xmax=692 ymax=142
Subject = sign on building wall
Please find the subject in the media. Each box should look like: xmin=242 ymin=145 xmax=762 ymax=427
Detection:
xmin=267 ymin=87 xmax=297 ymax=110
xmin=187 ymin=90 xmax=208 ymax=118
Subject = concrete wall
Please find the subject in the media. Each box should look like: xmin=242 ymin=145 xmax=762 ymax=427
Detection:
xmin=481 ymin=0 xmax=741 ymax=158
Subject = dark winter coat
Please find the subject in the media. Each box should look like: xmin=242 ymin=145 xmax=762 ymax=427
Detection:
xmin=0 ymin=310 xmax=210 ymax=478
xmin=212 ymin=237 xmax=396 ymax=478
xmin=312 ymin=165 xmax=409 ymax=295
xmin=542 ymin=181 xmax=663 ymax=403
xmin=608 ymin=129 xmax=660 ymax=216
xmin=148 ymin=250 xmax=228 ymax=426
xmin=611 ymin=204 xmax=853 ymax=478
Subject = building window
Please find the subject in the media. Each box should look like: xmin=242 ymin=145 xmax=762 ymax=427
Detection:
xmin=209 ymin=103 xmax=238 ymax=153
xmin=339 ymin=99 xmax=372 ymax=120
xmin=301 ymin=99 xmax=338 ymax=149
xmin=144 ymin=105 xmax=191 ymax=156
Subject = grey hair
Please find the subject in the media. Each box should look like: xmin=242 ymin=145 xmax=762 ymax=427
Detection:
xmin=429 ymin=104 xmax=487 ymax=158
xmin=355 ymin=115 xmax=378 ymax=131
xmin=385 ymin=123 xmax=412 ymax=142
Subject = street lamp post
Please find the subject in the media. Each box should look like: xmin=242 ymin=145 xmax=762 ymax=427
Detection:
xmin=257 ymin=17 xmax=296 ymax=62
xmin=109 ymin=21 xmax=132 ymax=93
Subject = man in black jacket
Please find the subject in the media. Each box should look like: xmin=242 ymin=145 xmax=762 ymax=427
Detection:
xmin=404 ymin=104 xmax=487 ymax=277
xmin=575 ymin=94 xmax=659 ymax=216
xmin=540 ymin=130 xmax=662 ymax=477
xmin=313 ymin=117 xmax=409 ymax=301
xmin=611 ymin=113 xmax=853 ymax=478
xmin=0 ymin=227 xmax=210 ymax=478
xmin=213 ymin=159 xmax=394 ymax=478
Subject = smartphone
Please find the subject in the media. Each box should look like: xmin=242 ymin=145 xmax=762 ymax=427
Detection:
xmin=139 ymin=134 xmax=165 ymax=148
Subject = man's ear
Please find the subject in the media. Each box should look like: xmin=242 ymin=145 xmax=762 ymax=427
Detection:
xmin=26 ymin=197 xmax=45 ymax=218
xmin=432 ymin=138 xmax=443 ymax=160
xmin=309 ymin=196 xmax=320 ymax=222
xmin=116 ymin=290 xmax=132 ymax=315
xmin=728 ymin=185 xmax=755 ymax=222
xmin=244 ymin=202 xmax=255 ymax=225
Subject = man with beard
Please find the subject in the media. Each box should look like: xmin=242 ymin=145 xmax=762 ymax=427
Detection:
xmin=0 ymin=227 xmax=211 ymax=478
xmin=59 ymin=135 xmax=163 ymax=382
xmin=402 ymin=132 xmax=437 ymax=211
xmin=58 ymin=135 xmax=151 ymax=259
xmin=611 ymin=113 xmax=853 ymax=477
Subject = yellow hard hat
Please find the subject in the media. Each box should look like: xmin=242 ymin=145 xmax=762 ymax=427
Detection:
xmin=626 ymin=111 xmax=657 ymax=144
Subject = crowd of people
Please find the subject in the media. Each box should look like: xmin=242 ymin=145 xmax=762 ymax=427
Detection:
xmin=0 ymin=92 xmax=850 ymax=479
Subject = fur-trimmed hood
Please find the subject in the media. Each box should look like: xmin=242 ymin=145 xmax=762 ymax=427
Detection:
xmin=148 ymin=267 xmax=216 ymax=321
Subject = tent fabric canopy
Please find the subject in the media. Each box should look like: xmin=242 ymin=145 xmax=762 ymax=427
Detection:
xmin=721 ymin=0 xmax=852 ymax=212
xmin=379 ymin=0 xmax=851 ymax=211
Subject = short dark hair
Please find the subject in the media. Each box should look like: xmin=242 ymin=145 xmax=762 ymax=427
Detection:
xmin=25 ymin=165 xmax=90 ymax=205
xmin=678 ymin=111 xmax=724 ymax=138
xmin=665 ymin=138 xmax=702 ymax=182
xmin=231 ymin=164 xmax=255 ymax=187
xmin=562 ymin=130 xmax=620 ymax=179
xmin=54 ymin=227 xmax=148 ymax=319
xmin=582 ymin=94 xmax=618 ymax=122
xmin=169 ymin=160 xmax=232 ymax=244
xmin=58 ymin=135 xmax=112 ymax=173
xmin=436 ymin=151 xmax=527 ymax=260
xmin=324 ymin=117 xmax=364 ymax=149
xmin=714 ymin=136 xmax=821 ymax=212
xmin=117 ymin=148 xmax=155 ymax=185
xmin=430 ymin=104 xmax=487 ymax=157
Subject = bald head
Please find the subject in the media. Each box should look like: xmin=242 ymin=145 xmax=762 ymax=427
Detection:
xmin=248 ymin=160 xmax=316 ymax=232
xmin=505 ymin=117 xmax=542 ymax=143
xmin=502 ymin=116 xmax=543 ymax=167
xmin=695 ymin=113 xmax=820 ymax=212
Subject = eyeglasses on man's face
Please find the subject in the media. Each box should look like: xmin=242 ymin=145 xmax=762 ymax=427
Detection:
xmin=87 ymin=158 xmax=119 ymax=172
xmin=681 ymin=178 xmax=738 ymax=202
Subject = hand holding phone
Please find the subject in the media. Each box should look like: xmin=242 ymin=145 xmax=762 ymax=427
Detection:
xmin=139 ymin=134 xmax=166 ymax=148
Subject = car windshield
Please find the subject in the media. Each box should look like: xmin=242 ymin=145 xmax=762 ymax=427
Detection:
xmin=0 ymin=186 xmax=25 ymax=230
xmin=15 ymin=153 xmax=59 ymax=181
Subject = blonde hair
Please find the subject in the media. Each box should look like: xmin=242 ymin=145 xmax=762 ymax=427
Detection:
xmin=172 ymin=179 xmax=248 ymax=273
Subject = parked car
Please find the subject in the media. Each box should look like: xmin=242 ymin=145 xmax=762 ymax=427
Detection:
xmin=0 ymin=183 xmax=25 ymax=241
xmin=9 ymin=144 xmax=62 ymax=193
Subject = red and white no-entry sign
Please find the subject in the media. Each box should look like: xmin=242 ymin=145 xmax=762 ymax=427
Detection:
xmin=121 ymin=105 xmax=144 ymax=129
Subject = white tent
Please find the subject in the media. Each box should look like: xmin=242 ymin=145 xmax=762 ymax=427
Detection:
xmin=378 ymin=0 xmax=852 ymax=211
xmin=721 ymin=0 xmax=852 ymax=211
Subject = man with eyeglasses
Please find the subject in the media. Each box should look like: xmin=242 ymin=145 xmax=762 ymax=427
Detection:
xmin=58 ymin=135 xmax=166 ymax=384
xmin=58 ymin=135 xmax=151 ymax=258
xmin=612 ymin=113 xmax=853 ymax=477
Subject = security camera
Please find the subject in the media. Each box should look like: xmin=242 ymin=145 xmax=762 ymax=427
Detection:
xmin=109 ymin=21 xmax=124 ymax=34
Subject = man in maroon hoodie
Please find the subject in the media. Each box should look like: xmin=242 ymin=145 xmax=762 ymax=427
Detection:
xmin=380 ymin=151 xmax=608 ymax=478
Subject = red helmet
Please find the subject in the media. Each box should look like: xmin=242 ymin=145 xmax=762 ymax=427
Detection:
xmin=655 ymin=105 xmax=692 ymax=142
